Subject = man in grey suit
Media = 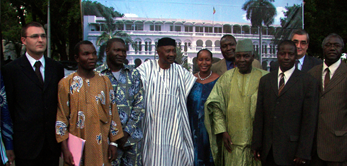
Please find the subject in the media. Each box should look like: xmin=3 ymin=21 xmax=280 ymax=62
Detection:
xmin=270 ymin=29 xmax=322 ymax=72
xmin=308 ymin=33 xmax=347 ymax=166
xmin=252 ymin=40 xmax=319 ymax=165
xmin=211 ymin=34 xmax=262 ymax=76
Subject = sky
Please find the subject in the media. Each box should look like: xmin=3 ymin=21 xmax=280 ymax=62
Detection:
xmin=93 ymin=0 xmax=303 ymax=25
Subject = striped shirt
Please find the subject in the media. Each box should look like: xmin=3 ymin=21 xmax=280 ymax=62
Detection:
xmin=137 ymin=60 xmax=196 ymax=166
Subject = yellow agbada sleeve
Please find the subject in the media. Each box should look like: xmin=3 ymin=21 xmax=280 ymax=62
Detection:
xmin=204 ymin=69 xmax=234 ymax=166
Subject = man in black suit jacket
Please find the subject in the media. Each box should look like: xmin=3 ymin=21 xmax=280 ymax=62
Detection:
xmin=270 ymin=29 xmax=322 ymax=72
xmin=252 ymin=40 xmax=319 ymax=165
xmin=2 ymin=22 xmax=64 ymax=166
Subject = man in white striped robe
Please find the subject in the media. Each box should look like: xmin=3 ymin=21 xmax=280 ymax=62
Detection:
xmin=137 ymin=37 xmax=196 ymax=166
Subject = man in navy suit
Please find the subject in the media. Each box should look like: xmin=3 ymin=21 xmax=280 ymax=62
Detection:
xmin=252 ymin=40 xmax=319 ymax=165
xmin=2 ymin=22 xmax=64 ymax=166
xmin=270 ymin=29 xmax=322 ymax=72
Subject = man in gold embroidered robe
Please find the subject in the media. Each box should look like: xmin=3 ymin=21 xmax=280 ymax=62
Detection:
xmin=205 ymin=39 xmax=268 ymax=166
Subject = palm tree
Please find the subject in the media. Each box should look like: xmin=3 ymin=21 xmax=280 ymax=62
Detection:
xmin=274 ymin=4 xmax=302 ymax=44
xmin=82 ymin=1 xmax=136 ymax=63
xmin=175 ymin=47 xmax=190 ymax=70
xmin=242 ymin=0 xmax=277 ymax=63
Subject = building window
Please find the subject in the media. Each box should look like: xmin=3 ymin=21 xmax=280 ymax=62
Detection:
xmin=138 ymin=41 xmax=142 ymax=51
xmin=262 ymin=45 xmax=267 ymax=53
xmin=150 ymin=25 xmax=161 ymax=31
xmin=205 ymin=27 xmax=212 ymax=33
xmin=126 ymin=24 xmax=133 ymax=30
xmin=170 ymin=26 xmax=181 ymax=32
xmin=196 ymin=26 xmax=203 ymax=32
xmin=269 ymin=45 xmax=273 ymax=53
xmin=223 ymin=25 xmax=231 ymax=33
xmin=144 ymin=41 xmax=152 ymax=51
xmin=116 ymin=23 xmax=124 ymax=30
xmin=214 ymin=27 xmax=222 ymax=33
xmin=253 ymin=45 xmax=259 ymax=53
xmin=135 ymin=23 xmax=143 ymax=31
xmin=185 ymin=26 xmax=193 ymax=32
xmin=126 ymin=43 xmax=129 ymax=51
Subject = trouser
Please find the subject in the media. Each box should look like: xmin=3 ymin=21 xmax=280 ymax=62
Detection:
xmin=15 ymin=141 xmax=59 ymax=166
xmin=310 ymin=152 xmax=347 ymax=166
xmin=112 ymin=141 xmax=142 ymax=166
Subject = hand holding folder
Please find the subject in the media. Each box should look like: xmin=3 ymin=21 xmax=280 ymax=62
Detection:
xmin=62 ymin=133 xmax=86 ymax=166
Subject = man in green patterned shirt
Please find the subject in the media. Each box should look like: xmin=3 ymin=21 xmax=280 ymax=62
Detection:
xmin=95 ymin=38 xmax=145 ymax=166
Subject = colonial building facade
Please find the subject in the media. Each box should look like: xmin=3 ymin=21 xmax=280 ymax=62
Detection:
xmin=84 ymin=15 xmax=281 ymax=70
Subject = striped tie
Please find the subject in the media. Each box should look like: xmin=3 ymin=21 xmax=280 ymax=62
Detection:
xmin=278 ymin=73 xmax=285 ymax=95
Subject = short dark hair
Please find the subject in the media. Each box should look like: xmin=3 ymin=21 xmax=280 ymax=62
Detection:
xmin=106 ymin=38 xmax=126 ymax=51
xmin=277 ymin=40 xmax=297 ymax=55
xmin=289 ymin=29 xmax=309 ymax=43
xmin=21 ymin=22 xmax=45 ymax=37
xmin=322 ymin=33 xmax=344 ymax=48
xmin=197 ymin=49 xmax=213 ymax=59
xmin=221 ymin=34 xmax=236 ymax=42
xmin=74 ymin=40 xmax=94 ymax=57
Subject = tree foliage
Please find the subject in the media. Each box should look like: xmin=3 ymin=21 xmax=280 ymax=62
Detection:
xmin=242 ymin=0 xmax=277 ymax=61
xmin=274 ymin=4 xmax=302 ymax=44
xmin=304 ymin=0 xmax=347 ymax=58
xmin=175 ymin=47 xmax=189 ymax=70
xmin=242 ymin=0 xmax=277 ymax=27
xmin=96 ymin=31 xmax=136 ymax=63
xmin=1 ymin=0 xmax=82 ymax=61
xmin=82 ymin=1 xmax=136 ymax=63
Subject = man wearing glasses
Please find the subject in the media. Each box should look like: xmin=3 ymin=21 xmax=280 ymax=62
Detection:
xmin=308 ymin=33 xmax=347 ymax=166
xmin=270 ymin=29 xmax=322 ymax=72
xmin=2 ymin=22 xmax=64 ymax=166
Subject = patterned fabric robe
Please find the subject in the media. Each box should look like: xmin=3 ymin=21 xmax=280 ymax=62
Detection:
xmin=56 ymin=72 xmax=124 ymax=166
xmin=205 ymin=67 xmax=268 ymax=166
xmin=137 ymin=60 xmax=196 ymax=166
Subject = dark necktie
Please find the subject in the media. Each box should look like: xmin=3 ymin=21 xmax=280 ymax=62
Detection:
xmin=324 ymin=68 xmax=330 ymax=90
xmin=278 ymin=73 xmax=285 ymax=95
xmin=295 ymin=60 xmax=300 ymax=70
xmin=34 ymin=61 xmax=44 ymax=85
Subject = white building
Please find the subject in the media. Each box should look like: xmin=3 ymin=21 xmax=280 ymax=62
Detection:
xmin=84 ymin=15 xmax=281 ymax=69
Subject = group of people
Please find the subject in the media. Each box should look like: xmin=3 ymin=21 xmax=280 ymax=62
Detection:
xmin=0 ymin=21 xmax=346 ymax=166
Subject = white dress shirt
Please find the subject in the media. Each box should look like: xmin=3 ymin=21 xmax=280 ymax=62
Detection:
xmin=322 ymin=58 xmax=341 ymax=90
xmin=296 ymin=55 xmax=305 ymax=70
xmin=278 ymin=65 xmax=295 ymax=88
xmin=26 ymin=53 xmax=45 ymax=81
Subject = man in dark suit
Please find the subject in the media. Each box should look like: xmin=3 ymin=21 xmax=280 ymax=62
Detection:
xmin=2 ymin=22 xmax=64 ymax=166
xmin=211 ymin=34 xmax=262 ymax=76
xmin=270 ymin=29 xmax=322 ymax=72
xmin=308 ymin=33 xmax=347 ymax=166
xmin=252 ymin=40 xmax=319 ymax=165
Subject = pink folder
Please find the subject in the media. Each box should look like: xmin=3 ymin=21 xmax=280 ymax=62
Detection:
xmin=67 ymin=133 xmax=86 ymax=166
